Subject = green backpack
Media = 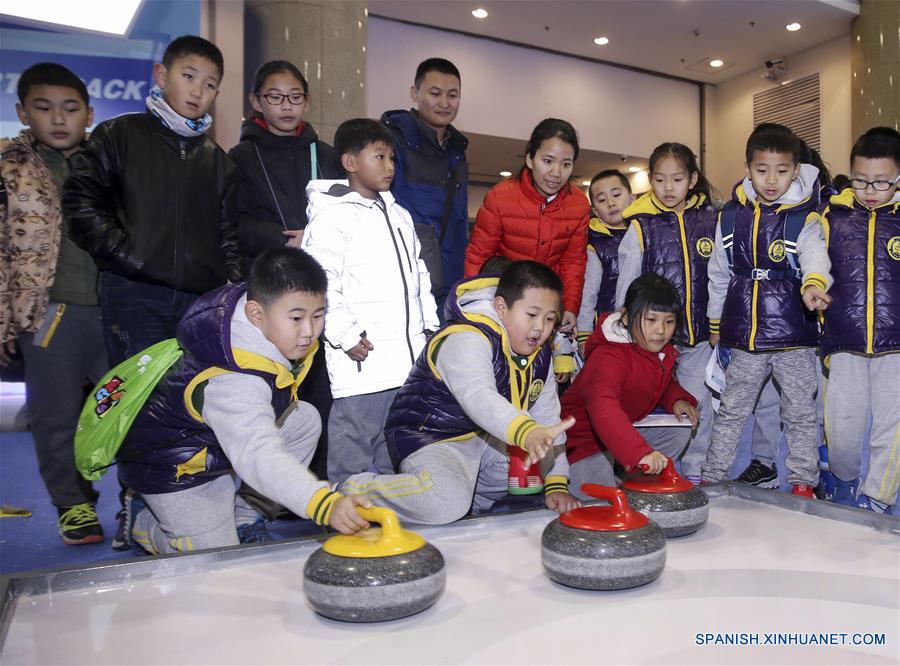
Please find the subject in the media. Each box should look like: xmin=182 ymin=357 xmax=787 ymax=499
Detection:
xmin=74 ymin=339 xmax=184 ymax=480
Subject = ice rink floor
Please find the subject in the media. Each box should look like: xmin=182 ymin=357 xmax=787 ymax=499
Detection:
xmin=1 ymin=485 xmax=898 ymax=665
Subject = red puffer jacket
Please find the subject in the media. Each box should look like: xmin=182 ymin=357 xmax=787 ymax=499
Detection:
xmin=561 ymin=311 xmax=696 ymax=469
xmin=464 ymin=169 xmax=590 ymax=314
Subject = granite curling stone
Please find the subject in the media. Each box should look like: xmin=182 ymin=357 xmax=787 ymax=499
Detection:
xmin=303 ymin=507 xmax=445 ymax=622
xmin=622 ymin=459 xmax=709 ymax=537
xmin=542 ymin=484 xmax=666 ymax=590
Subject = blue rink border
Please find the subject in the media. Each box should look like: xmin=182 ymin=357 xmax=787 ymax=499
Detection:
xmin=1 ymin=482 xmax=897 ymax=652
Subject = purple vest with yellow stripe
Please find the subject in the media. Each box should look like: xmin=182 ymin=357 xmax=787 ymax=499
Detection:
xmin=586 ymin=221 xmax=627 ymax=316
xmin=385 ymin=276 xmax=553 ymax=466
xmin=821 ymin=192 xmax=900 ymax=357
xmin=719 ymin=185 xmax=821 ymax=351
xmin=117 ymin=282 xmax=316 ymax=494
xmin=629 ymin=195 xmax=716 ymax=346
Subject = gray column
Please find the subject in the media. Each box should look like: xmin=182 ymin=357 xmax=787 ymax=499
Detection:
xmin=244 ymin=0 xmax=367 ymax=144
xmin=851 ymin=0 xmax=900 ymax=135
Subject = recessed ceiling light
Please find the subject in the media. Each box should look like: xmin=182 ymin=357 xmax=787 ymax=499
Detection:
xmin=594 ymin=36 xmax=609 ymax=46
xmin=472 ymin=8 xmax=488 ymax=19
xmin=581 ymin=180 xmax=591 ymax=187
xmin=628 ymin=166 xmax=641 ymax=173
xmin=499 ymin=170 xmax=512 ymax=177
xmin=709 ymin=58 xmax=724 ymax=68
xmin=786 ymin=22 xmax=801 ymax=32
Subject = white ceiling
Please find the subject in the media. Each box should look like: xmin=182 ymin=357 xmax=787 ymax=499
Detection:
xmin=368 ymin=0 xmax=858 ymax=84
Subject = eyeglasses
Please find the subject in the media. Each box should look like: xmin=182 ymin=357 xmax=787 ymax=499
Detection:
xmin=850 ymin=174 xmax=900 ymax=192
xmin=259 ymin=92 xmax=307 ymax=106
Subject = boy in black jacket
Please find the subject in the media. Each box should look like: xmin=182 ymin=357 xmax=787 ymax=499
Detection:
xmin=63 ymin=35 xmax=240 ymax=548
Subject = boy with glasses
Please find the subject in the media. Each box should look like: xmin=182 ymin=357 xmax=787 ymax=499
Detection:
xmin=820 ymin=127 xmax=900 ymax=514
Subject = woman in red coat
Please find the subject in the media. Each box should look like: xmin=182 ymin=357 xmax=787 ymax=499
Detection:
xmin=560 ymin=273 xmax=699 ymax=498
xmin=465 ymin=118 xmax=590 ymax=332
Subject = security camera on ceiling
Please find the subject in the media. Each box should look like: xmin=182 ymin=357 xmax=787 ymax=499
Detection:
xmin=762 ymin=58 xmax=788 ymax=81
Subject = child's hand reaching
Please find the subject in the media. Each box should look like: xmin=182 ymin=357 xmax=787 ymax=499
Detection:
xmin=672 ymin=399 xmax=699 ymax=429
xmin=328 ymin=495 xmax=373 ymax=534
xmin=522 ymin=416 xmax=576 ymax=466
xmin=637 ymin=451 xmax=668 ymax=475
xmin=559 ymin=310 xmax=577 ymax=333
xmin=545 ymin=491 xmax=581 ymax=514
xmin=283 ymin=229 xmax=304 ymax=248
xmin=802 ymin=285 xmax=832 ymax=311
xmin=346 ymin=336 xmax=374 ymax=362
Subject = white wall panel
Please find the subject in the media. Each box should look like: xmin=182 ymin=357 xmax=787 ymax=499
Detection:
xmin=367 ymin=17 xmax=700 ymax=159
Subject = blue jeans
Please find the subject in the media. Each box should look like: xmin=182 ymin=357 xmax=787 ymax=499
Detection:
xmin=98 ymin=272 xmax=200 ymax=366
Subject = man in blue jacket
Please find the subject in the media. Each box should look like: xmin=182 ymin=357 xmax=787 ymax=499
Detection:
xmin=381 ymin=58 xmax=468 ymax=314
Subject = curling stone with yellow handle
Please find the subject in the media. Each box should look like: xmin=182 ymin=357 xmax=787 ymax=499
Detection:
xmin=302 ymin=507 xmax=446 ymax=622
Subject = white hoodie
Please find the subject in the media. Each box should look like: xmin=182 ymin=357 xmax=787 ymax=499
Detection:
xmin=302 ymin=180 xmax=439 ymax=398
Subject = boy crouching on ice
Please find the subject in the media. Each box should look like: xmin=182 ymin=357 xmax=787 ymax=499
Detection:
xmin=118 ymin=248 xmax=370 ymax=553
xmin=340 ymin=260 xmax=581 ymax=523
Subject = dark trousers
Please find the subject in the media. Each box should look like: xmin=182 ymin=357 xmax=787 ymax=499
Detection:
xmin=98 ymin=272 xmax=200 ymax=366
xmin=98 ymin=272 xmax=200 ymax=504
xmin=19 ymin=304 xmax=108 ymax=507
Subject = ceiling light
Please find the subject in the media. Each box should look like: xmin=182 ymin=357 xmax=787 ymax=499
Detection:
xmin=0 ymin=0 xmax=143 ymax=35
xmin=581 ymin=180 xmax=591 ymax=187
xmin=594 ymin=36 xmax=609 ymax=46
xmin=499 ymin=170 xmax=512 ymax=177
xmin=628 ymin=166 xmax=642 ymax=173
xmin=472 ymin=8 xmax=488 ymax=19
xmin=786 ymin=22 xmax=801 ymax=32
xmin=709 ymin=58 xmax=724 ymax=68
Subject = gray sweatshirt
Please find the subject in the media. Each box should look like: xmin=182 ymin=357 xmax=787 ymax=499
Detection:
xmin=201 ymin=295 xmax=332 ymax=520
xmin=433 ymin=286 xmax=569 ymax=478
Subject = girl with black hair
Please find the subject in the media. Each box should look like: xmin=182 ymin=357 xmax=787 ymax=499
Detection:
xmin=614 ymin=142 xmax=718 ymax=483
xmin=229 ymin=60 xmax=339 ymax=270
xmin=464 ymin=118 xmax=591 ymax=334
xmin=561 ymin=273 xmax=699 ymax=495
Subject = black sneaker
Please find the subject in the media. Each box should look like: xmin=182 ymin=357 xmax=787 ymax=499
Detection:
xmin=57 ymin=503 xmax=104 ymax=545
xmin=111 ymin=507 xmax=131 ymax=551
xmin=735 ymin=459 xmax=779 ymax=489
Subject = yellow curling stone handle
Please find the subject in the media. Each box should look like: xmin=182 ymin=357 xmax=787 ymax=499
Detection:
xmin=322 ymin=506 xmax=426 ymax=558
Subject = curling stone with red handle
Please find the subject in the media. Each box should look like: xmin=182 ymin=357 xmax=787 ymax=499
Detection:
xmin=541 ymin=484 xmax=666 ymax=590
xmin=622 ymin=459 xmax=709 ymax=537
xmin=303 ymin=507 xmax=445 ymax=622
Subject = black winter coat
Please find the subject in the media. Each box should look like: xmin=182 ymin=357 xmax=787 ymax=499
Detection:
xmin=228 ymin=119 xmax=338 ymax=268
xmin=64 ymin=112 xmax=241 ymax=294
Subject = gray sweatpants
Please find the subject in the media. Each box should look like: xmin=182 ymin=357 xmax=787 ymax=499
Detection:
xmin=340 ymin=436 xmax=546 ymax=524
xmin=703 ymin=347 xmax=819 ymax=486
xmin=133 ymin=401 xmax=322 ymax=554
xmin=747 ymin=378 xmax=784 ymax=464
xmin=825 ymin=352 xmax=900 ymax=505
xmin=19 ymin=303 xmax=108 ymax=508
xmin=674 ymin=343 xmax=714 ymax=478
xmin=327 ymin=389 xmax=398 ymax=485
xmin=569 ymin=426 xmax=692 ymax=499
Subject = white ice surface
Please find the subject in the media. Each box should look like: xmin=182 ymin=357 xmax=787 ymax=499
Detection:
xmin=3 ymin=497 xmax=898 ymax=665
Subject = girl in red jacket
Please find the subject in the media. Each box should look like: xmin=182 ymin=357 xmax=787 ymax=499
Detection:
xmin=560 ymin=272 xmax=699 ymax=498
xmin=465 ymin=118 xmax=591 ymax=333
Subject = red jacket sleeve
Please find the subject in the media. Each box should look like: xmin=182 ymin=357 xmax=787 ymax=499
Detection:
xmin=465 ymin=188 xmax=503 ymax=277
xmin=581 ymin=349 xmax=654 ymax=470
xmin=558 ymin=204 xmax=589 ymax=313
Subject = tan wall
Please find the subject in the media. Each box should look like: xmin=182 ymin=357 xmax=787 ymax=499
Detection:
xmin=705 ymin=35 xmax=852 ymax=198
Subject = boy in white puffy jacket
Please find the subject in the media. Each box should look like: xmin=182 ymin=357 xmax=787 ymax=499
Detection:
xmin=302 ymin=118 xmax=439 ymax=484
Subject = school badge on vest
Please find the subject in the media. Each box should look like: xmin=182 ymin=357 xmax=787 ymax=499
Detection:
xmin=888 ymin=236 xmax=900 ymax=261
xmin=695 ymin=237 xmax=713 ymax=258
xmin=528 ymin=379 xmax=544 ymax=404
xmin=768 ymin=239 xmax=786 ymax=262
